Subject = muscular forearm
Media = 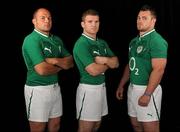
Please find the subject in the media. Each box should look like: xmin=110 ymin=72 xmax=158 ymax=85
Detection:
xmin=45 ymin=56 xmax=74 ymax=70
xmin=145 ymin=58 xmax=167 ymax=95
xmin=105 ymin=56 xmax=119 ymax=68
xmin=145 ymin=68 xmax=165 ymax=95
xmin=85 ymin=63 xmax=108 ymax=76
xmin=34 ymin=62 xmax=62 ymax=76
xmin=118 ymin=64 xmax=130 ymax=88
xmin=95 ymin=56 xmax=119 ymax=69
xmin=55 ymin=56 xmax=74 ymax=69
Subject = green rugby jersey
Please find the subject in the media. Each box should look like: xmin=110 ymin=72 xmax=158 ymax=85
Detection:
xmin=129 ymin=29 xmax=168 ymax=85
xmin=73 ymin=34 xmax=115 ymax=85
xmin=22 ymin=30 xmax=71 ymax=86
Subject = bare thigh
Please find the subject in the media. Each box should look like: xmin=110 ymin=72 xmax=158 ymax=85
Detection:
xmin=142 ymin=121 xmax=159 ymax=132
xmin=48 ymin=117 xmax=61 ymax=132
xmin=29 ymin=121 xmax=46 ymax=132
xmin=130 ymin=117 xmax=143 ymax=132
xmin=78 ymin=120 xmax=101 ymax=132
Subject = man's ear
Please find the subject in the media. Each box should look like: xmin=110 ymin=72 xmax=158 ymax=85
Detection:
xmin=152 ymin=18 xmax=156 ymax=24
xmin=81 ymin=21 xmax=84 ymax=28
xmin=32 ymin=18 xmax=36 ymax=25
xmin=154 ymin=18 xmax=156 ymax=23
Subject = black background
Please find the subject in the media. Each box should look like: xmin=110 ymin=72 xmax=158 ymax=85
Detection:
xmin=2 ymin=0 xmax=179 ymax=131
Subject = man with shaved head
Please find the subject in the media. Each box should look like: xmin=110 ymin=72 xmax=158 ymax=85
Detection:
xmin=22 ymin=8 xmax=73 ymax=132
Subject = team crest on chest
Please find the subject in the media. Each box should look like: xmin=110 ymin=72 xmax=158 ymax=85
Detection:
xmin=137 ymin=46 xmax=143 ymax=53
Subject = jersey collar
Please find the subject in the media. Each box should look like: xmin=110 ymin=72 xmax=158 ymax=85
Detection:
xmin=139 ymin=29 xmax=155 ymax=40
xmin=82 ymin=33 xmax=97 ymax=41
xmin=34 ymin=29 xmax=49 ymax=38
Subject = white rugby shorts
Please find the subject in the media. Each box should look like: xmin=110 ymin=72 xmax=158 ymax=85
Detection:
xmin=128 ymin=84 xmax=162 ymax=122
xmin=76 ymin=83 xmax=108 ymax=121
xmin=24 ymin=83 xmax=62 ymax=122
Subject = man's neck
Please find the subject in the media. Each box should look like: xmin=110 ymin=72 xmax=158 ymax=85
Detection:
xmin=82 ymin=33 xmax=96 ymax=40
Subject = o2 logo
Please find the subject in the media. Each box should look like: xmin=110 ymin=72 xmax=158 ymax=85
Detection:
xmin=129 ymin=57 xmax=139 ymax=75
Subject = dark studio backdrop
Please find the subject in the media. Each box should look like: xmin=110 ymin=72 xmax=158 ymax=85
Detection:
xmin=2 ymin=0 xmax=179 ymax=131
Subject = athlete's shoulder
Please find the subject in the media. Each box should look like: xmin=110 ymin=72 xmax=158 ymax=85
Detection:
xmin=98 ymin=38 xmax=107 ymax=43
xmin=129 ymin=36 xmax=138 ymax=45
xmin=73 ymin=36 xmax=87 ymax=50
xmin=51 ymin=34 xmax=61 ymax=40
xmin=23 ymin=31 xmax=38 ymax=44
xmin=75 ymin=35 xmax=87 ymax=45
xmin=24 ymin=30 xmax=42 ymax=41
xmin=152 ymin=31 xmax=168 ymax=45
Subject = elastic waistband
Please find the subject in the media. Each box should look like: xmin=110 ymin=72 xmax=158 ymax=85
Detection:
xmin=79 ymin=83 xmax=105 ymax=88
xmin=130 ymin=83 xmax=160 ymax=89
xmin=25 ymin=83 xmax=58 ymax=89
xmin=130 ymin=83 xmax=147 ymax=88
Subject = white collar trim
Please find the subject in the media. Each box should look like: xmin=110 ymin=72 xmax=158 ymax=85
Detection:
xmin=34 ymin=29 xmax=48 ymax=38
xmin=140 ymin=29 xmax=155 ymax=38
xmin=82 ymin=33 xmax=96 ymax=41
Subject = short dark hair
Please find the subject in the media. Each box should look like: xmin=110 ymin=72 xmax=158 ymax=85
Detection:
xmin=140 ymin=5 xmax=157 ymax=19
xmin=81 ymin=9 xmax=99 ymax=21
xmin=32 ymin=7 xmax=50 ymax=19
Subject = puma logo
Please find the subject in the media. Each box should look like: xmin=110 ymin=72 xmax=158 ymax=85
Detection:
xmin=44 ymin=47 xmax=52 ymax=54
xmin=93 ymin=51 xmax=100 ymax=55
xmin=147 ymin=113 xmax=153 ymax=117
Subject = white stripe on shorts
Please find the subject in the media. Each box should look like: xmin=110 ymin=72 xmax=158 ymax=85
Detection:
xmin=76 ymin=83 xmax=108 ymax=121
xmin=128 ymin=84 xmax=162 ymax=122
xmin=24 ymin=83 xmax=62 ymax=122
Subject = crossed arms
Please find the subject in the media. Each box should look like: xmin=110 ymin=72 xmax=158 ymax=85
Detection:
xmin=85 ymin=56 xmax=119 ymax=76
xmin=34 ymin=55 xmax=74 ymax=75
